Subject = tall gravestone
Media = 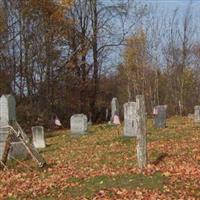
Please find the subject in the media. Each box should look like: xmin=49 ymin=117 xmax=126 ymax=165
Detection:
xmin=123 ymin=102 xmax=137 ymax=137
xmin=136 ymin=95 xmax=147 ymax=169
xmin=194 ymin=106 xmax=200 ymax=123
xmin=111 ymin=97 xmax=119 ymax=121
xmin=123 ymin=96 xmax=147 ymax=168
xmin=153 ymin=105 xmax=167 ymax=128
xmin=0 ymin=95 xmax=16 ymax=126
xmin=0 ymin=95 xmax=16 ymax=160
xmin=32 ymin=126 xmax=46 ymax=148
xmin=0 ymin=95 xmax=27 ymax=160
xmin=70 ymin=114 xmax=88 ymax=134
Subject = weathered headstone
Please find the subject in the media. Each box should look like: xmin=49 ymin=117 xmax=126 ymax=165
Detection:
xmin=32 ymin=126 xmax=46 ymax=148
xmin=0 ymin=95 xmax=27 ymax=160
xmin=0 ymin=95 xmax=16 ymax=160
xmin=9 ymin=142 xmax=28 ymax=159
xmin=0 ymin=95 xmax=16 ymax=126
xmin=136 ymin=95 xmax=147 ymax=169
xmin=70 ymin=114 xmax=87 ymax=134
xmin=154 ymin=105 xmax=167 ymax=128
xmin=194 ymin=106 xmax=200 ymax=123
xmin=111 ymin=97 xmax=119 ymax=121
xmin=123 ymin=96 xmax=147 ymax=168
xmin=123 ymin=102 xmax=137 ymax=137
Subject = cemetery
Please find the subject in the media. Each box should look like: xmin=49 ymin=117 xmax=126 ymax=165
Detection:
xmin=1 ymin=0 xmax=200 ymax=199
xmin=0 ymin=94 xmax=200 ymax=199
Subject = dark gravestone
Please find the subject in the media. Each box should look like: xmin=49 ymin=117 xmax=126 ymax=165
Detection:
xmin=154 ymin=105 xmax=167 ymax=128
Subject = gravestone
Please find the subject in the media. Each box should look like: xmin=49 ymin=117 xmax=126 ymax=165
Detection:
xmin=32 ymin=126 xmax=46 ymax=148
xmin=154 ymin=105 xmax=167 ymax=128
xmin=194 ymin=106 xmax=200 ymax=123
xmin=70 ymin=114 xmax=87 ymax=134
xmin=0 ymin=95 xmax=16 ymax=126
xmin=0 ymin=95 xmax=16 ymax=160
xmin=111 ymin=98 xmax=119 ymax=121
xmin=9 ymin=142 xmax=28 ymax=159
xmin=123 ymin=102 xmax=137 ymax=137
xmin=0 ymin=95 xmax=27 ymax=160
xmin=136 ymin=95 xmax=147 ymax=169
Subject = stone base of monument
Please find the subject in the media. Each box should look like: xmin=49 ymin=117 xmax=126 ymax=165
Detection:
xmin=8 ymin=142 xmax=28 ymax=160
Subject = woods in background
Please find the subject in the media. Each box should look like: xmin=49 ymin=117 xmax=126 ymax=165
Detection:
xmin=0 ymin=0 xmax=200 ymax=127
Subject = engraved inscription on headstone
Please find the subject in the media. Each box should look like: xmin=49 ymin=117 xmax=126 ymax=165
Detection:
xmin=70 ymin=114 xmax=88 ymax=134
xmin=111 ymin=97 xmax=119 ymax=120
xmin=154 ymin=105 xmax=167 ymax=128
xmin=32 ymin=126 xmax=46 ymax=148
xmin=123 ymin=102 xmax=137 ymax=137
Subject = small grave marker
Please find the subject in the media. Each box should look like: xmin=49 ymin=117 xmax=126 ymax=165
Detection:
xmin=32 ymin=126 xmax=46 ymax=148
xmin=70 ymin=114 xmax=87 ymax=134
xmin=153 ymin=105 xmax=167 ymax=128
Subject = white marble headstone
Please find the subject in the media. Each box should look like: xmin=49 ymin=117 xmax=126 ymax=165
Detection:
xmin=123 ymin=102 xmax=137 ymax=137
xmin=70 ymin=114 xmax=87 ymax=134
xmin=0 ymin=94 xmax=16 ymax=126
xmin=32 ymin=126 xmax=46 ymax=148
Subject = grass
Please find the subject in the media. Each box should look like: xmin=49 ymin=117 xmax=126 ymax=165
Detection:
xmin=45 ymin=172 xmax=166 ymax=199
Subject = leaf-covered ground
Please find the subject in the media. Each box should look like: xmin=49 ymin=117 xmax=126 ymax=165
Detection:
xmin=1 ymin=117 xmax=200 ymax=199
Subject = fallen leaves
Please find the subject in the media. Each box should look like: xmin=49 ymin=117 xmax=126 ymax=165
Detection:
xmin=1 ymin=117 xmax=200 ymax=199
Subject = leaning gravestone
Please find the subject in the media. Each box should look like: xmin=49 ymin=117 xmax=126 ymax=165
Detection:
xmin=32 ymin=126 xmax=46 ymax=148
xmin=0 ymin=95 xmax=27 ymax=160
xmin=111 ymin=97 xmax=119 ymax=121
xmin=123 ymin=102 xmax=137 ymax=137
xmin=153 ymin=105 xmax=167 ymax=128
xmin=194 ymin=106 xmax=200 ymax=123
xmin=70 ymin=114 xmax=87 ymax=134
